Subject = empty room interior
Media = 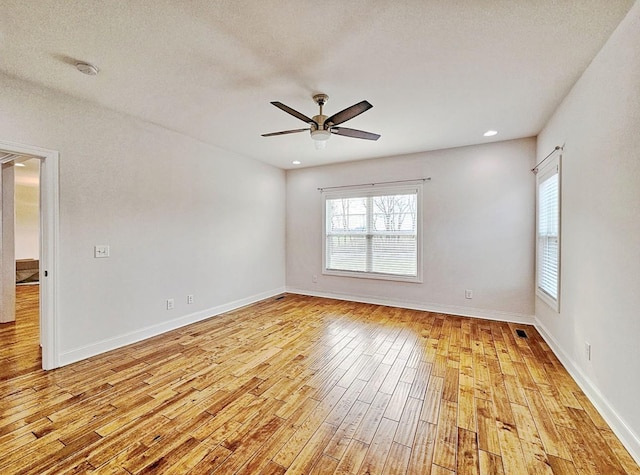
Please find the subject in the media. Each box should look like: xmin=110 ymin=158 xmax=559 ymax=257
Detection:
xmin=0 ymin=1 xmax=639 ymax=474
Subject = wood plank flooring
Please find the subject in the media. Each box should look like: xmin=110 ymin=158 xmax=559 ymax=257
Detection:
xmin=1 ymin=289 xmax=638 ymax=474
xmin=0 ymin=285 xmax=41 ymax=381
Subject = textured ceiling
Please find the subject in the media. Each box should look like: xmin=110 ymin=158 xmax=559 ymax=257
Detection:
xmin=0 ymin=1 xmax=634 ymax=169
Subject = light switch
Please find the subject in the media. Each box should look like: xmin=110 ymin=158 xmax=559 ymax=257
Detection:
xmin=94 ymin=245 xmax=110 ymax=258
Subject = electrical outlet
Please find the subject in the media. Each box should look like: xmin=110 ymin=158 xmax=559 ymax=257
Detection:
xmin=187 ymin=294 xmax=194 ymax=304
xmin=465 ymin=289 xmax=473 ymax=299
xmin=166 ymin=298 xmax=174 ymax=310
xmin=312 ymin=275 xmax=318 ymax=283
xmin=585 ymin=342 xmax=591 ymax=361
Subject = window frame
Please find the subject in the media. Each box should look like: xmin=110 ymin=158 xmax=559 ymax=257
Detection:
xmin=535 ymin=154 xmax=561 ymax=312
xmin=322 ymin=184 xmax=423 ymax=283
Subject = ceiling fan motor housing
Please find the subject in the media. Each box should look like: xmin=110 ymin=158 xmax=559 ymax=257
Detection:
xmin=312 ymin=114 xmax=329 ymax=131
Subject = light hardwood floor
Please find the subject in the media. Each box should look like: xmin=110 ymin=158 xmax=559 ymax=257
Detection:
xmin=1 ymin=287 xmax=638 ymax=474
xmin=0 ymin=285 xmax=41 ymax=381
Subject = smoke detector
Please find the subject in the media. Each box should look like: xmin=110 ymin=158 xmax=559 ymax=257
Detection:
xmin=76 ymin=62 xmax=99 ymax=76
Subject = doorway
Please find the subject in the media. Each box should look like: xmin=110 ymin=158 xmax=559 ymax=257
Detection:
xmin=0 ymin=141 xmax=59 ymax=370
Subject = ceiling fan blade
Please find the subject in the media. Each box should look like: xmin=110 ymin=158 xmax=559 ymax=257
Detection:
xmin=324 ymin=100 xmax=373 ymax=126
xmin=262 ymin=128 xmax=309 ymax=137
xmin=331 ymin=127 xmax=380 ymax=141
xmin=271 ymin=102 xmax=317 ymax=125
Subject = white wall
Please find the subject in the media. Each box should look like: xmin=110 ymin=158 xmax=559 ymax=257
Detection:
xmin=286 ymin=138 xmax=536 ymax=321
xmin=535 ymin=1 xmax=640 ymax=460
xmin=15 ymin=165 xmax=40 ymax=260
xmin=0 ymin=164 xmax=16 ymax=322
xmin=0 ymin=73 xmax=286 ymax=363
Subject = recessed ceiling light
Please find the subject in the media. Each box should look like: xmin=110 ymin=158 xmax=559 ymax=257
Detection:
xmin=14 ymin=163 xmax=26 ymax=167
xmin=76 ymin=61 xmax=99 ymax=76
xmin=483 ymin=130 xmax=498 ymax=137
xmin=292 ymin=160 xmax=301 ymax=165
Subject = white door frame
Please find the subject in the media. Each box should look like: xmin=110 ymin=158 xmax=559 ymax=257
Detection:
xmin=0 ymin=140 xmax=59 ymax=370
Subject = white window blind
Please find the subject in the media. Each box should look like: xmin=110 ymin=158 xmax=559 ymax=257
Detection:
xmin=537 ymin=159 xmax=560 ymax=308
xmin=324 ymin=186 xmax=421 ymax=282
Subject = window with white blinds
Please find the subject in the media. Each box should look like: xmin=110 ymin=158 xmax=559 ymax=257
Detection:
xmin=536 ymin=157 xmax=560 ymax=310
xmin=323 ymin=185 xmax=422 ymax=282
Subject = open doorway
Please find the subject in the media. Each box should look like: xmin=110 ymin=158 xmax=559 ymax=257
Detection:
xmin=0 ymin=157 xmax=41 ymax=379
xmin=15 ymin=158 xmax=40 ymax=284
xmin=0 ymin=141 xmax=59 ymax=371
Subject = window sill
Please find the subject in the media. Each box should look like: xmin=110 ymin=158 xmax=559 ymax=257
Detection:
xmin=323 ymin=269 xmax=423 ymax=284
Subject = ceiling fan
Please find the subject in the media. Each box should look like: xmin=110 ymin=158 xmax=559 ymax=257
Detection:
xmin=262 ymin=94 xmax=380 ymax=149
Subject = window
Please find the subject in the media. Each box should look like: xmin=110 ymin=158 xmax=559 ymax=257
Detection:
xmin=536 ymin=156 xmax=560 ymax=310
xmin=323 ymin=185 xmax=422 ymax=282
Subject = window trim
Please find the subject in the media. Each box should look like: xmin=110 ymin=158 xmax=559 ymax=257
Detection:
xmin=322 ymin=184 xmax=423 ymax=283
xmin=535 ymin=154 xmax=561 ymax=312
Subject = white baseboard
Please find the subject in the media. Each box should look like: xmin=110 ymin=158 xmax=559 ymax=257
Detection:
xmin=285 ymin=287 xmax=536 ymax=325
xmin=534 ymin=319 xmax=640 ymax=466
xmin=58 ymin=287 xmax=286 ymax=366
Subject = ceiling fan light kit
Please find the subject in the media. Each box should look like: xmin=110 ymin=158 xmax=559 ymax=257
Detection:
xmin=262 ymin=93 xmax=380 ymax=149
xmin=311 ymin=129 xmax=331 ymax=149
